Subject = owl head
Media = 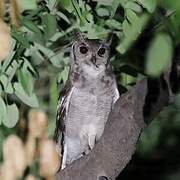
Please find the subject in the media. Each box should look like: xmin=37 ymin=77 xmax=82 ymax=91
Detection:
xmin=71 ymin=33 xmax=112 ymax=69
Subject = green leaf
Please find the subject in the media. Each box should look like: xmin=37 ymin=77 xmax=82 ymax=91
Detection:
xmin=59 ymin=0 xmax=74 ymax=13
xmin=96 ymin=7 xmax=110 ymax=17
xmin=29 ymin=47 xmax=44 ymax=65
xmin=2 ymin=104 xmax=19 ymax=128
xmin=8 ymin=60 xmax=21 ymax=76
xmin=60 ymin=0 xmax=87 ymax=25
xmin=50 ymin=78 xmax=58 ymax=106
xmin=125 ymin=9 xmax=142 ymax=37
xmin=12 ymin=29 xmax=30 ymax=48
xmin=22 ymin=18 xmax=42 ymax=34
xmin=146 ymin=33 xmax=173 ymax=77
xmin=105 ymin=19 xmax=122 ymax=30
xmin=1 ymin=39 xmax=16 ymax=72
xmin=70 ymin=0 xmax=87 ymax=26
xmin=61 ymin=66 xmax=70 ymax=83
xmin=23 ymin=58 xmax=37 ymax=76
xmin=46 ymin=0 xmax=57 ymax=11
xmin=110 ymin=0 xmax=121 ymax=17
xmin=17 ymin=67 xmax=34 ymax=96
xmin=5 ymin=60 xmax=21 ymax=94
xmin=120 ymin=73 xmax=136 ymax=88
xmin=0 ymin=97 xmax=7 ymax=125
xmin=35 ymin=43 xmax=63 ymax=67
xmin=80 ymin=23 xmax=98 ymax=39
xmin=122 ymin=19 xmax=131 ymax=38
xmin=0 ymin=85 xmax=2 ymax=95
xmin=56 ymin=12 xmax=70 ymax=24
xmin=42 ymin=14 xmax=57 ymax=39
xmin=17 ymin=0 xmax=37 ymax=11
xmin=0 ymin=75 xmax=14 ymax=94
xmin=14 ymin=82 xmax=39 ymax=107
xmin=125 ymin=1 xmax=142 ymax=13
xmin=136 ymin=0 xmax=157 ymax=13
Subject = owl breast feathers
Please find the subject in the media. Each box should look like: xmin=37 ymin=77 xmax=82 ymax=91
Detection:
xmin=54 ymin=33 xmax=119 ymax=169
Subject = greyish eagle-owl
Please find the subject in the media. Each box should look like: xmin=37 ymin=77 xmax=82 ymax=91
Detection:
xmin=54 ymin=33 xmax=119 ymax=169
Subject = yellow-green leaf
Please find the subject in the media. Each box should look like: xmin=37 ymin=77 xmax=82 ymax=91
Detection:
xmin=2 ymin=103 xmax=19 ymax=128
xmin=146 ymin=33 xmax=173 ymax=77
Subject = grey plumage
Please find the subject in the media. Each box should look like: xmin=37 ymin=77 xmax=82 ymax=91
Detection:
xmin=54 ymin=34 xmax=119 ymax=169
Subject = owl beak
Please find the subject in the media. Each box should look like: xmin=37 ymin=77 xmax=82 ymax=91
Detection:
xmin=91 ymin=56 xmax=98 ymax=68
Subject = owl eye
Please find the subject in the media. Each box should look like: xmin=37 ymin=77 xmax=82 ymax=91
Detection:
xmin=97 ymin=47 xmax=106 ymax=57
xmin=79 ymin=45 xmax=88 ymax=54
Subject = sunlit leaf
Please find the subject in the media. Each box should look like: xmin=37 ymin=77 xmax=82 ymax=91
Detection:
xmin=56 ymin=12 xmax=70 ymax=24
xmin=61 ymin=66 xmax=70 ymax=83
xmin=17 ymin=0 xmax=37 ymax=11
xmin=110 ymin=0 xmax=121 ymax=17
xmin=42 ymin=14 xmax=57 ymax=39
xmin=46 ymin=0 xmax=57 ymax=11
xmin=136 ymin=0 xmax=157 ymax=13
xmin=0 ymin=96 xmax=7 ymax=125
xmin=5 ymin=60 xmax=21 ymax=94
xmin=125 ymin=1 xmax=142 ymax=13
xmin=0 ymin=74 xmax=14 ymax=94
xmin=14 ymin=82 xmax=39 ymax=107
xmin=96 ymin=7 xmax=110 ymax=17
xmin=2 ymin=103 xmax=19 ymax=128
xmin=1 ymin=39 xmax=16 ymax=72
xmin=35 ymin=43 xmax=64 ymax=67
xmin=29 ymin=47 xmax=44 ymax=65
xmin=70 ymin=0 xmax=87 ymax=25
xmin=22 ymin=18 xmax=42 ymax=34
xmin=50 ymin=78 xmax=58 ymax=106
xmin=12 ymin=28 xmax=30 ymax=48
xmin=105 ymin=19 xmax=122 ymax=30
xmin=59 ymin=0 xmax=73 ymax=13
xmin=17 ymin=68 xmax=34 ymax=96
xmin=146 ymin=33 xmax=173 ymax=77
xmin=58 ymin=64 xmax=70 ymax=83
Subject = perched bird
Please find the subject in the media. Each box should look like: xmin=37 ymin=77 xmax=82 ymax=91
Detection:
xmin=54 ymin=33 xmax=119 ymax=169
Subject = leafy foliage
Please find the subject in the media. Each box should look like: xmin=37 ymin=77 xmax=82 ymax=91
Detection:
xmin=0 ymin=0 xmax=179 ymax=128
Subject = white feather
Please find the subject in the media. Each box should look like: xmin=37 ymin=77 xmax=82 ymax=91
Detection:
xmin=113 ymin=87 xmax=120 ymax=104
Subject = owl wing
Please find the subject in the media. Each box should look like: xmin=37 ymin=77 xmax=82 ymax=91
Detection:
xmin=54 ymin=79 xmax=74 ymax=146
xmin=113 ymin=86 xmax=120 ymax=105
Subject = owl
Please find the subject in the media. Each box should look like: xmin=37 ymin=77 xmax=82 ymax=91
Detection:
xmin=54 ymin=33 xmax=119 ymax=169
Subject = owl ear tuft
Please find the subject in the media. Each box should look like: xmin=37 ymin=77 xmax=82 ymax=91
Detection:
xmin=74 ymin=31 xmax=85 ymax=42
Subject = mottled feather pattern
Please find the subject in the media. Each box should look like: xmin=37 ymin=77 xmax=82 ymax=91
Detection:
xmin=54 ymin=36 xmax=119 ymax=169
xmin=54 ymin=80 xmax=72 ymax=142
